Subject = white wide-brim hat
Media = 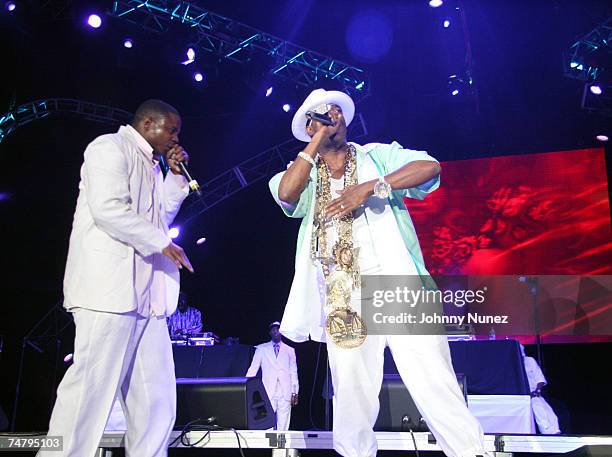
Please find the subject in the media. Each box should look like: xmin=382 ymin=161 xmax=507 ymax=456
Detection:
xmin=291 ymin=88 xmax=355 ymax=142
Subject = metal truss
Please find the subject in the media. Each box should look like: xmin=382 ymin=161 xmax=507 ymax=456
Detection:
xmin=0 ymin=98 xmax=367 ymax=222
xmin=564 ymin=16 xmax=612 ymax=81
xmin=109 ymin=0 xmax=370 ymax=99
xmin=181 ymin=113 xmax=368 ymax=222
xmin=0 ymin=99 xmax=132 ymax=143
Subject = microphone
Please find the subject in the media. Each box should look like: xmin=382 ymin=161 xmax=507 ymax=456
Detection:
xmin=306 ymin=111 xmax=334 ymax=126
xmin=178 ymin=162 xmax=202 ymax=197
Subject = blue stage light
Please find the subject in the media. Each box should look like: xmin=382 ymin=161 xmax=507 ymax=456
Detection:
xmin=266 ymin=87 xmax=274 ymax=97
xmin=282 ymin=104 xmax=291 ymax=112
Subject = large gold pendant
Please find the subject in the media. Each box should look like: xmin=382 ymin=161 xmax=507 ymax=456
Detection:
xmin=324 ymin=270 xmax=367 ymax=348
xmin=325 ymin=308 xmax=367 ymax=349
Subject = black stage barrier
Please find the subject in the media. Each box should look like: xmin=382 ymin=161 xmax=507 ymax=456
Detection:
xmin=172 ymin=344 xmax=254 ymax=378
xmin=175 ymin=377 xmax=275 ymax=430
xmin=383 ymin=339 xmax=530 ymax=395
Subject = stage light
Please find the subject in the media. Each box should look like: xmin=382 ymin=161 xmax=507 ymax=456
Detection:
xmin=443 ymin=19 xmax=451 ymax=28
xmin=589 ymin=85 xmax=602 ymax=95
xmin=265 ymin=87 xmax=274 ymax=97
xmin=356 ymin=81 xmax=365 ymax=90
xmin=570 ymin=61 xmax=579 ymax=69
xmin=63 ymin=353 xmax=73 ymax=364
xmin=87 ymin=14 xmax=102 ymax=29
xmin=596 ymin=135 xmax=609 ymax=142
xmin=5 ymin=1 xmax=16 ymax=12
xmin=282 ymin=104 xmax=291 ymax=112
xmin=193 ymin=72 xmax=204 ymax=82
xmin=429 ymin=0 xmax=443 ymax=7
xmin=182 ymin=47 xmax=196 ymax=65
xmin=123 ymin=38 xmax=133 ymax=49
xmin=196 ymin=237 xmax=207 ymax=245
xmin=451 ymin=89 xmax=459 ymax=96
xmin=169 ymin=227 xmax=180 ymax=239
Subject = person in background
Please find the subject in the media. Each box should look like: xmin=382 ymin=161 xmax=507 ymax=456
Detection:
xmin=521 ymin=345 xmax=561 ymax=434
xmin=246 ymin=321 xmax=299 ymax=431
xmin=167 ymin=291 xmax=203 ymax=337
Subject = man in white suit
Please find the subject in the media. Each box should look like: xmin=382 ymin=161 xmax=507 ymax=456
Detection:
xmin=38 ymin=100 xmax=194 ymax=457
xmin=246 ymin=322 xmax=299 ymax=431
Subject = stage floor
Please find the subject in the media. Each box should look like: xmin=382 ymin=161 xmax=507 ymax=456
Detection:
xmin=96 ymin=430 xmax=612 ymax=455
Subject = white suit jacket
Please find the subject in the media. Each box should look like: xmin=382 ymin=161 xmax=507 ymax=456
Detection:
xmin=246 ymin=341 xmax=299 ymax=401
xmin=63 ymin=125 xmax=189 ymax=314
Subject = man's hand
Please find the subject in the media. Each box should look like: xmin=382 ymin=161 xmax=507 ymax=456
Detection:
xmin=166 ymin=145 xmax=190 ymax=175
xmin=325 ymin=181 xmax=373 ymax=219
xmin=162 ymin=241 xmax=194 ymax=272
xmin=291 ymin=394 xmax=299 ymax=407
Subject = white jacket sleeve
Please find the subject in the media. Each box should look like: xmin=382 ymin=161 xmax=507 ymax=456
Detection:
xmin=289 ymin=348 xmax=299 ymax=395
xmin=84 ymin=137 xmax=170 ymax=257
xmin=246 ymin=346 xmax=263 ymax=377
xmin=163 ymin=171 xmax=190 ymax=226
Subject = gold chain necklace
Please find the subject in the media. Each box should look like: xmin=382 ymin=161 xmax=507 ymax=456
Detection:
xmin=311 ymin=144 xmax=367 ymax=348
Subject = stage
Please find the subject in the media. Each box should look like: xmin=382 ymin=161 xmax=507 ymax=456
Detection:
xmin=95 ymin=430 xmax=612 ymax=455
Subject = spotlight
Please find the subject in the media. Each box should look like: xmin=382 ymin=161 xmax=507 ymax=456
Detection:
xmin=589 ymin=85 xmax=602 ymax=95
xmin=169 ymin=227 xmax=180 ymax=239
xmin=123 ymin=38 xmax=133 ymax=49
xmin=570 ymin=61 xmax=579 ymax=69
xmin=182 ymin=47 xmax=196 ymax=65
xmin=282 ymin=104 xmax=291 ymax=112
xmin=443 ymin=19 xmax=451 ymax=28
xmin=429 ymin=0 xmax=443 ymax=7
xmin=193 ymin=72 xmax=204 ymax=83
xmin=596 ymin=135 xmax=609 ymax=142
xmin=451 ymin=89 xmax=459 ymax=96
xmin=63 ymin=353 xmax=73 ymax=364
xmin=87 ymin=14 xmax=102 ymax=29
xmin=196 ymin=237 xmax=207 ymax=245
xmin=265 ymin=87 xmax=274 ymax=97
xmin=5 ymin=1 xmax=16 ymax=12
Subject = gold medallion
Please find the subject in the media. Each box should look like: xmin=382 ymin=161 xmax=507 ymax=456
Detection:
xmin=325 ymin=308 xmax=367 ymax=349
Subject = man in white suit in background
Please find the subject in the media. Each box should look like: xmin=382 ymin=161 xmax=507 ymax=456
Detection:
xmin=246 ymin=322 xmax=299 ymax=431
xmin=39 ymin=99 xmax=194 ymax=457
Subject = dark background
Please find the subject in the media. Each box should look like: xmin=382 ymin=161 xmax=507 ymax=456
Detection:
xmin=1 ymin=0 xmax=611 ymax=436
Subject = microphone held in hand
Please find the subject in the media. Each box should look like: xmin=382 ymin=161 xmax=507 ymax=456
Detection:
xmin=306 ymin=111 xmax=334 ymax=126
xmin=178 ymin=162 xmax=202 ymax=197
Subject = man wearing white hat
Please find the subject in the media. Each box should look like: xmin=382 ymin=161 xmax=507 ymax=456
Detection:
xmin=246 ymin=321 xmax=299 ymax=431
xmin=268 ymin=88 xmax=490 ymax=457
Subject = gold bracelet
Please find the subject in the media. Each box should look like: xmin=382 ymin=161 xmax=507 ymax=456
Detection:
xmin=297 ymin=151 xmax=316 ymax=167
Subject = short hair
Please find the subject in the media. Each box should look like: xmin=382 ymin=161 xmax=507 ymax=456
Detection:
xmin=132 ymin=99 xmax=179 ymax=124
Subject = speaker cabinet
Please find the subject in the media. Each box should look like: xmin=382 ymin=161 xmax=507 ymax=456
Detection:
xmin=375 ymin=373 xmax=467 ymax=432
xmin=176 ymin=377 xmax=275 ymax=430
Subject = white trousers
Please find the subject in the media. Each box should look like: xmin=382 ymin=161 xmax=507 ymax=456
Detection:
xmin=327 ymin=334 xmax=489 ymax=457
xmin=37 ymin=309 xmax=176 ymax=457
xmin=270 ymin=380 xmax=292 ymax=431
